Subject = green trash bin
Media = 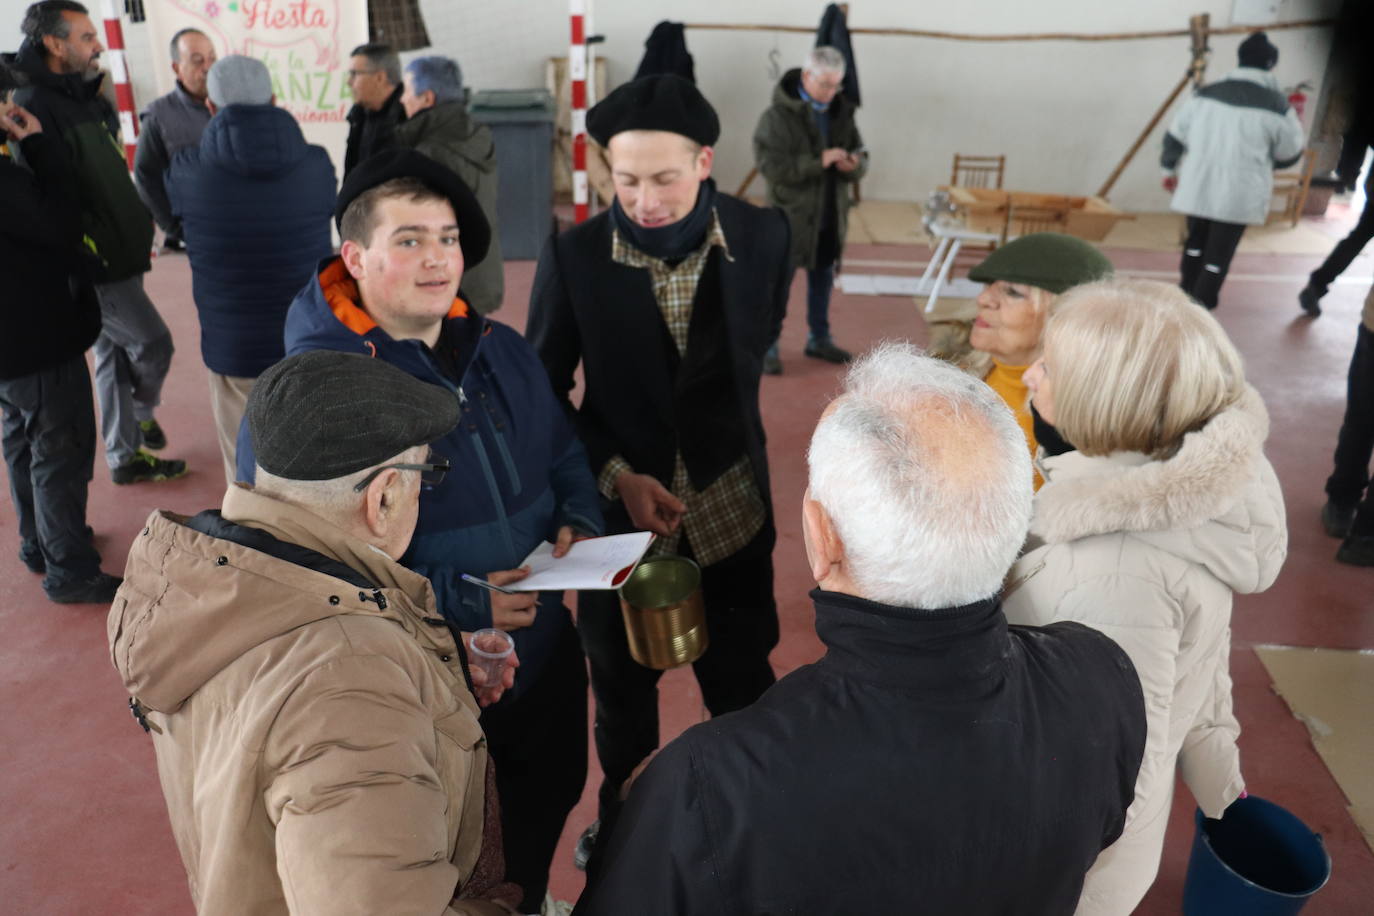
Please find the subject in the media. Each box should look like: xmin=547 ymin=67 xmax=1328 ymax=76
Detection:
xmin=470 ymin=89 xmax=555 ymax=260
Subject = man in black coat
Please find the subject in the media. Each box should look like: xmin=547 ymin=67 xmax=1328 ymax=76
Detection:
xmin=343 ymin=42 xmax=403 ymax=177
xmin=576 ymin=344 xmax=1148 ymax=915
xmin=526 ymin=74 xmax=791 ymax=864
xmin=0 ymin=64 xmax=121 ymax=604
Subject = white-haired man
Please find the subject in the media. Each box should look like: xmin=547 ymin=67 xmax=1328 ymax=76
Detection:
xmin=753 ymin=45 xmax=868 ymax=373
xmin=577 ymin=344 xmax=1148 ymax=915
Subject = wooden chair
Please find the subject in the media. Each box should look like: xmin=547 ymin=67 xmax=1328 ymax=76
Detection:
xmin=1005 ymin=204 xmax=1067 ymax=241
xmin=1268 ymin=149 xmax=1318 ymax=228
xmin=952 ymin=154 xmax=1006 ymax=190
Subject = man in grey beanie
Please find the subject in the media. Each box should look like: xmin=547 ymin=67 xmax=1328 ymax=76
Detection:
xmin=166 ymin=54 xmax=336 ymax=485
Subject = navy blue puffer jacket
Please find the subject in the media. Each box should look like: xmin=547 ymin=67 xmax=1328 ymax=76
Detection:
xmin=167 ymin=104 xmax=335 ymax=378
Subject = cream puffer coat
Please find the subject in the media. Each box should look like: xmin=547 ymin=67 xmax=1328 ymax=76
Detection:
xmin=1003 ymin=386 xmax=1287 ymax=915
xmin=108 ymin=485 xmax=510 ymax=916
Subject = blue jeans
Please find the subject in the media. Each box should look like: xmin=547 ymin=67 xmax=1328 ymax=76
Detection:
xmin=805 ymin=263 xmax=836 ymax=340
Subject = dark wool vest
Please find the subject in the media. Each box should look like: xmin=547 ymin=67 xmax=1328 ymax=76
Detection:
xmin=673 ymin=254 xmax=749 ymax=491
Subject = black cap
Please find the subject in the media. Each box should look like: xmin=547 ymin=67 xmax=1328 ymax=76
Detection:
xmin=1238 ymin=32 xmax=1278 ymax=70
xmin=335 ymin=149 xmax=491 ymax=267
xmin=247 ymin=350 xmax=460 ymax=481
xmin=587 ymin=74 xmax=719 ymax=147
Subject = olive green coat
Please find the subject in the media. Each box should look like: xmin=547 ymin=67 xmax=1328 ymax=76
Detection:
xmin=395 ymin=101 xmax=505 ymax=314
xmin=752 ymin=68 xmax=867 ymax=270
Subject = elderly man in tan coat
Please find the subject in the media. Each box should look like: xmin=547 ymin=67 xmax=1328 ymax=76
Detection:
xmin=108 ymin=351 xmax=519 ymax=915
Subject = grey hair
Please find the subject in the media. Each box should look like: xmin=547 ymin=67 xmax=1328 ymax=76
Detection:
xmin=804 ymin=45 xmax=846 ymax=76
xmin=807 ymin=341 xmax=1032 ymax=608
xmin=350 ymin=42 xmax=401 ymax=86
xmin=21 ymin=1 xmax=87 ymax=42
xmin=405 ymin=56 xmax=463 ymax=105
xmin=169 ymin=27 xmax=207 ymax=63
xmin=253 ymin=445 xmax=424 ymax=519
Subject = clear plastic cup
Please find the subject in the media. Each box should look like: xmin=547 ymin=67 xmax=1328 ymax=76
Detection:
xmin=468 ymin=628 xmax=515 ymax=686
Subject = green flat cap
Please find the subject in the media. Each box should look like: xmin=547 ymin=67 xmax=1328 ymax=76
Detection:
xmin=967 ymin=232 xmax=1114 ymax=295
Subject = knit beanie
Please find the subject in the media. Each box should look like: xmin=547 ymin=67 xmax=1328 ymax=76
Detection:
xmin=967 ymin=233 xmax=1114 ymax=295
xmin=1238 ymin=32 xmax=1279 ymax=71
xmin=208 ymin=55 xmax=273 ymax=107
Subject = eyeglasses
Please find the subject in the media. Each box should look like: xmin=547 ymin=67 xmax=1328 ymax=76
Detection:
xmin=346 ymin=68 xmax=379 ymax=79
xmin=352 ymin=446 xmax=450 ymax=492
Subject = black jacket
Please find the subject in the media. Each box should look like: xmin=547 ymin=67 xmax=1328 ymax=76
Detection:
xmin=0 ymin=133 xmax=101 ymax=380
xmin=11 ymin=40 xmax=153 ymax=282
xmin=526 ymin=193 xmax=790 ymax=519
xmin=166 ymin=104 xmax=335 ymax=377
xmin=577 ymin=590 xmax=1147 ymax=916
xmin=343 ymin=84 xmax=404 ymax=176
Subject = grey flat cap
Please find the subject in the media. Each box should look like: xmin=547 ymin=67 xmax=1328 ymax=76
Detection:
xmin=208 ymin=55 xmax=273 ymax=107
xmin=247 ymin=350 xmax=460 ymax=481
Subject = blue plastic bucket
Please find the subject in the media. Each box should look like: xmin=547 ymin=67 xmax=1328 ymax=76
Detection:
xmin=1183 ymin=796 xmax=1331 ymax=915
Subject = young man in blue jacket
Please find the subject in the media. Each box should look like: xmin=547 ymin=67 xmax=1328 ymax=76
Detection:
xmin=238 ymin=150 xmax=601 ymax=914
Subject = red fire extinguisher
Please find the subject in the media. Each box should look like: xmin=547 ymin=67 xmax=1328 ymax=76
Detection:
xmin=1287 ymin=81 xmax=1313 ymax=123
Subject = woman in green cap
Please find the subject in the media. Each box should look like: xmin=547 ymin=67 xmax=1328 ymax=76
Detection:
xmin=957 ymin=232 xmax=1114 ymax=487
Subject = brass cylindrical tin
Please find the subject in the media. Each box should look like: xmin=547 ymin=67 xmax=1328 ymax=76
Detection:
xmin=617 ymin=555 xmax=708 ymax=670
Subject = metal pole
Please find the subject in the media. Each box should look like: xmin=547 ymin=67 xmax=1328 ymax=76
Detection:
xmin=99 ymin=0 xmax=139 ymax=170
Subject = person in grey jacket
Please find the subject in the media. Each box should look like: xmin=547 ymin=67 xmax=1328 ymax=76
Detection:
xmin=133 ymin=27 xmax=215 ymax=249
xmin=396 ymin=55 xmax=504 ymax=315
xmin=1160 ymin=31 xmax=1304 ymax=309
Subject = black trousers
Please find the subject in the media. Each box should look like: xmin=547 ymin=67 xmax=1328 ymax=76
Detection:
xmin=479 ymin=618 xmax=588 ymax=911
xmin=577 ymin=519 xmax=779 ymax=827
xmin=1310 ymin=194 xmax=1374 ymax=293
xmin=1180 ymin=216 xmax=1247 ymax=309
xmin=0 ymin=354 xmax=101 ymax=590
xmin=1326 ymin=323 xmax=1374 ymax=537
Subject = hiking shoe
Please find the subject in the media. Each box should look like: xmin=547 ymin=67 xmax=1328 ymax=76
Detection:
xmin=113 ymin=450 xmax=187 ymax=485
xmin=1322 ymin=501 xmax=1356 ymax=539
xmin=1298 ymin=284 xmax=1324 ymax=317
xmin=19 ymin=542 xmax=45 ymax=574
xmin=1336 ymin=534 xmax=1374 ymax=567
xmin=139 ymin=419 xmax=168 ymax=450
xmin=45 ymin=572 xmax=122 ymax=604
xmin=573 ymin=820 xmax=600 ymax=871
xmin=804 ymin=337 xmax=853 ymax=364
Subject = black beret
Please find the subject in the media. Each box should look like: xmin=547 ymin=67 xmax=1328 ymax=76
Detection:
xmin=587 ymin=74 xmax=719 ymax=147
xmin=335 ymin=149 xmax=491 ymax=267
xmin=1238 ymin=32 xmax=1278 ymax=71
xmin=247 ymin=350 xmax=460 ymax=481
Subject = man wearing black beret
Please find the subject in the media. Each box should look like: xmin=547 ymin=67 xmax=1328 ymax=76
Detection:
xmin=110 ymin=350 xmax=522 ymax=914
xmin=526 ymin=74 xmax=792 ymax=866
xmin=234 ymin=149 xmax=604 ymax=913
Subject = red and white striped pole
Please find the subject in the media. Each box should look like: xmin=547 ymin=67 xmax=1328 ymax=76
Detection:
xmin=569 ymin=0 xmax=589 ymax=224
xmin=100 ymin=0 xmax=139 ymax=170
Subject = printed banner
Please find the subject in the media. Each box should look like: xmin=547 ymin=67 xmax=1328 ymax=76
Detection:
xmin=144 ymin=0 xmax=369 ymax=169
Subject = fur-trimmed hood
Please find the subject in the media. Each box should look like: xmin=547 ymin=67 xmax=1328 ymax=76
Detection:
xmin=1031 ymin=386 xmax=1286 ymax=594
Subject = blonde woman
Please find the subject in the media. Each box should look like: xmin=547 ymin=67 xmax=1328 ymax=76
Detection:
xmin=961 ymin=233 xmax=1113 ymax=486
xmin=1005 ymin=278 xmax=1288 ymax=915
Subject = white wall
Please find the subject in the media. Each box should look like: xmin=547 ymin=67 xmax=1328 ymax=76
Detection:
xmin=5 ymin=0 xmax=1341 ymax=213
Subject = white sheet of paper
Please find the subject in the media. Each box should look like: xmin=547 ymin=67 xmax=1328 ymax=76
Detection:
xmin=508 ymin=531 xmax=656 ymax=591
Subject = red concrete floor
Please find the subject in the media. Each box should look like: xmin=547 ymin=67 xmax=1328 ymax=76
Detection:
xmin=2 ymin=222 xmax=1372 ymax=914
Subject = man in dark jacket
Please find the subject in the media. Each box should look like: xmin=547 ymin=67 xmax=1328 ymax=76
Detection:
xmin=753 ymin=45 xmax=867 ymax=373
xmin=133 ymin=27 xmax=216 ymax=251
xmin=344 ymin=42 xmax=404 ymax=177
xmin=236 ymin=151 xmax=602 ymax=914
xmin=14 ymin=1 xmax=186 ymax=485
xmin=0 ymin=64 xmax=121 ymax=604
xmin=166 ymin=55 xmax=335 ymax=485
xmin=527 ymin=74 xmax=791 ymax=866
xmin=577 ymin=344 xmax=1148 ymax=915
xmin=397 ymin=55 xmax=504 ymax=314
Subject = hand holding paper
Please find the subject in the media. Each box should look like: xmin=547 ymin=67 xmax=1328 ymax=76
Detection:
xmin=500 ymin=532 xmax=656 ymax=592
